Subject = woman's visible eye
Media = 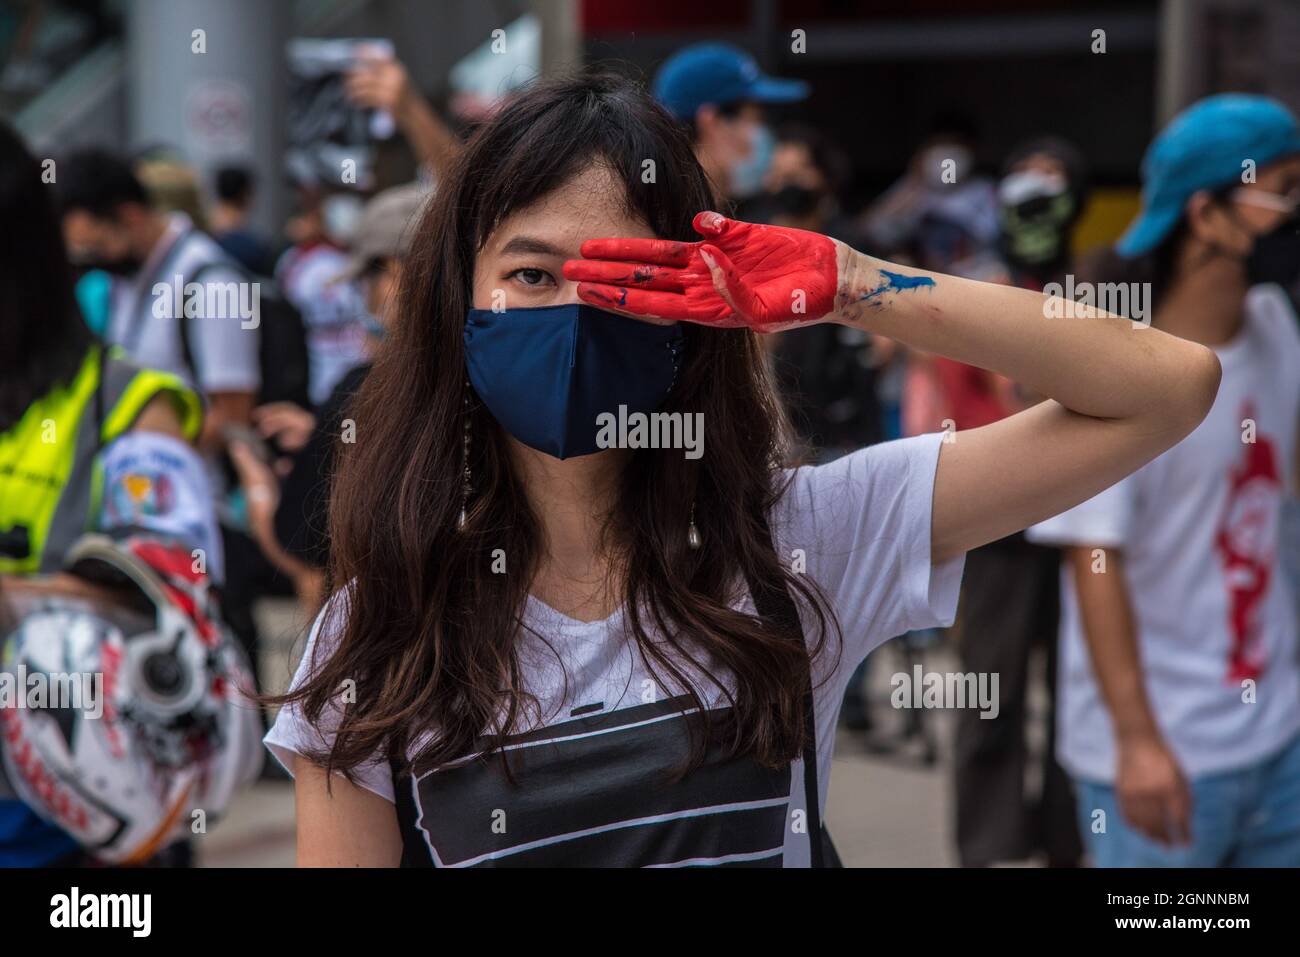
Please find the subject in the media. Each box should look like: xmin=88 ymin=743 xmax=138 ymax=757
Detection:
xmin=507 ymin=267 xmax=554 ymax=288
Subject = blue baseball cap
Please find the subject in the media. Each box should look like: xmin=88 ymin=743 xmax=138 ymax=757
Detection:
xmin=1117 ymin=93 xmax=1300 ymax=257
xmin=653 ymin=43 xmax=809 ymax=122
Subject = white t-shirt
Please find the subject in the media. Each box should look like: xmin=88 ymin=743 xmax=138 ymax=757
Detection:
xmin=107 ymin=215 xmax=261 ymax=396
xmin=265 ymin=431 xmax=965 ymax=867
xmin=1028 ymin=284 xmax=1300 ymax=783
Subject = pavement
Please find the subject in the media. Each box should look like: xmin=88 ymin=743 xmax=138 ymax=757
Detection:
xmin=196 ymin=600 xmax=1052 ymax=868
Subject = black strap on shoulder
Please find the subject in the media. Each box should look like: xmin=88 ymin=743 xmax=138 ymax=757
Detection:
xmin=124 ymin=227 xmax=199 ymax=357
xmin=168 ymin=253 xmax=252 ymax=382
xmin=176 ymin=260 xmax=231 ymax=381
xmin=390 ymin=756 xmax=434 ymax=867
xmin=743 ymin=513 xmax=827 ymax=869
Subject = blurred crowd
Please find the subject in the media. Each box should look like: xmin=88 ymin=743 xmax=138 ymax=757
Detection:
xmin=2 ymin=36 xmax=1299 ymax=868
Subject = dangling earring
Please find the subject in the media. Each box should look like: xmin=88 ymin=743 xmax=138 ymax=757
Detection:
xmin=459 ymin=380 xmax=471 ymax=530
xmin=687 ymin=501 xmax=701 ymax=550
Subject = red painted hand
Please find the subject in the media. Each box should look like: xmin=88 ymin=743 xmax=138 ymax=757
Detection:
xmin=562 ymin=211 xmax=840 ymax=331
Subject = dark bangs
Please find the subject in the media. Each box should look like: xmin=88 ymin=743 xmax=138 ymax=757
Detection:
xmin=456 ymin=72 xmax=718 ymax=257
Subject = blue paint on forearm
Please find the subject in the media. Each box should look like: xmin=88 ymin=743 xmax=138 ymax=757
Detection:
xmin=880 ymin=270 xmax=935 ymax=291
xmin=857 ymin=269 xmax=936 ymax=307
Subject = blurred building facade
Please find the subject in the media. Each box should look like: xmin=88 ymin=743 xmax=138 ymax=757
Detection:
xmin=5 ymin=0 xmax=1298 ymax=243
xmin=7 ymin=0 xmax=559 ymax=232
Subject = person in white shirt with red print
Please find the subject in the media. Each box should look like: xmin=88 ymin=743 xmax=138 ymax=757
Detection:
xmin=1030 ymin=94 xmax=1300 ymax=867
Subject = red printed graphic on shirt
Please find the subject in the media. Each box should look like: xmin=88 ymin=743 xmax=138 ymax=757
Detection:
xmin=1214 ymin=402 xmax=1282 ymax=683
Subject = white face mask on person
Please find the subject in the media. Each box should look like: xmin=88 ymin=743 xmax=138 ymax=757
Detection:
xmin=322 ymin=193 xmax=365 ymax=245
xmin=730 ymin=123 xmax=775 ymax=198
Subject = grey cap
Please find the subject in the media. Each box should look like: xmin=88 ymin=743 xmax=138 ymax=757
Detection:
xmin=336 ymin=182 xmax=430 ymax=282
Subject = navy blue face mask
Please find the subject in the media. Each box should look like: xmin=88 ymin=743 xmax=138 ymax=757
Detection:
xmin=464 ymin=304 xmax=684 ymax=460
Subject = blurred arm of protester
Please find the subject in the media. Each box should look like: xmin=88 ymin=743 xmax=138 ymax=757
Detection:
xmin=859 ymin=162 xmax=930 ymax=253
xmin=197 ymin=392 xmax=255 ymax=457
xmin=1065 ymin=543 xmax=1193 ymax=845
xmin=221 ymin=402 xmax=316 ymax=603
xmin=859 ymin=115 xmax=1000 ymax=275
xmin=227 ymin=441 xmax=321 ymax=609
xmin=254 ymin=401 xmax=317 ymax=459
xmin=345 ymin=48 xmax=462 ymax=183
xmin=1037 ymin=391 xmax=1195 ymax=850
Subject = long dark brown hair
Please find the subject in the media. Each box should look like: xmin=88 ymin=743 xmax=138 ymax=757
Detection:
xmin=0 ymin=120 xmax=92 ymax=432
xmin=279 ymin=72 xmax=839 ymax=781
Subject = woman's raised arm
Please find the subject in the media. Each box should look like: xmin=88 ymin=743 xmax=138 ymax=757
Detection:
xmin=564 ymin=211 xmax=1221 ymax=562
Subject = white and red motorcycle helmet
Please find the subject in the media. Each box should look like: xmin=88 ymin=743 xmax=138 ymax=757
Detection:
xmin=0 ymin=534 xmax=263 ymax=863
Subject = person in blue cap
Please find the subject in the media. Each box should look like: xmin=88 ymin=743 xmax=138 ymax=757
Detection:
xmin=1029 ymin=93 xmax=1300 ymax=867
xmin=653 ymin=42 xmax=808 ymax=201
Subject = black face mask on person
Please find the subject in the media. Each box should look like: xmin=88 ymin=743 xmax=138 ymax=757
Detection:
xmin=1243 ymin=213 xmax=1300 ymax=287
xmin=765 ymin=183 xmax=825 ymax=220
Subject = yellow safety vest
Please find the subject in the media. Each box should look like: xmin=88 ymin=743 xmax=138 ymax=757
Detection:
xmin=0 ymin=346 xmax=202 ymax=575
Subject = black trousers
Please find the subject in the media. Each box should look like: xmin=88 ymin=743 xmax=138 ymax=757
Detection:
xmin=218 ymin=524 xmax=293 ymax=700
xmin=952 ymin=534 xmax=1082 ymax=867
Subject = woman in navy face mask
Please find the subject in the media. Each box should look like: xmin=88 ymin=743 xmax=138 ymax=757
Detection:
xmin=265 ymin=73 xmax=1219 ymax=868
